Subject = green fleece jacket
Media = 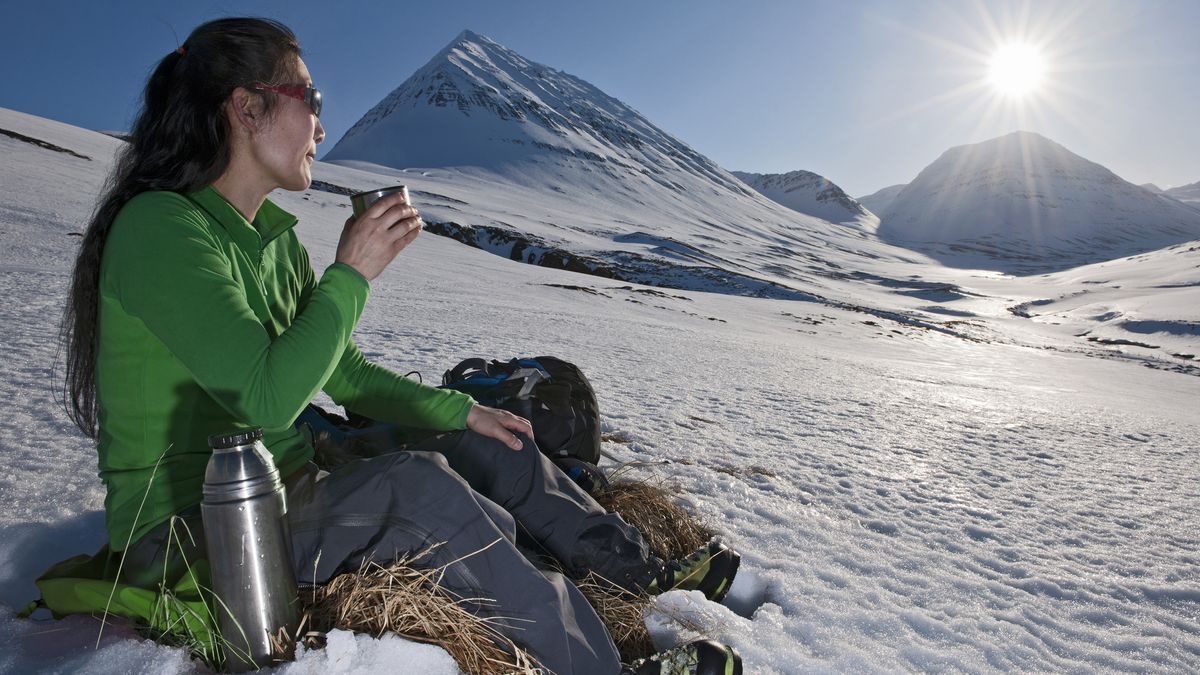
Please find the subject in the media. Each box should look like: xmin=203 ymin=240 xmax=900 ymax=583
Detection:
xmin=97 ymin=185 xmax=474 ymax=550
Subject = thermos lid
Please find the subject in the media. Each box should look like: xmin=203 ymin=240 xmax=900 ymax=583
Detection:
xmin=208 ymin=427 xmax=264 ymax=450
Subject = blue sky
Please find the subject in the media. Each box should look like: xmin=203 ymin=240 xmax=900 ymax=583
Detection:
xmin=2 ymin=0 xmax=1196 ymax=196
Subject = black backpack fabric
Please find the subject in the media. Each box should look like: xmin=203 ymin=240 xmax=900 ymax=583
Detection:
xmin=440 ymin=356 xmax=601 ymax=465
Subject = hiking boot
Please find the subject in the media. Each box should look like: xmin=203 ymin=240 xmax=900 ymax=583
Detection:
xmin=645 ymin=539 xmax=740 ymax=603
xmin=621 ymin=639 xmax=743 ymax=675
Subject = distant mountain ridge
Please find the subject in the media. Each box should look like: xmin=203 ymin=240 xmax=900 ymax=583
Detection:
xmin=732 ymin=170 xmax=868 ymax=222
xmin=877 ymin=131 xmax=1200 ymax=272
xmin=856 ymin=183 xmax=907 ymax=218
xmin=1164 ymin=181 xmax=1200 ymax=205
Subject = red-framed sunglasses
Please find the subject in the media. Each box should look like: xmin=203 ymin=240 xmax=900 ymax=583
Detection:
xmin=251 ymin=83 xmax=322 ymax=118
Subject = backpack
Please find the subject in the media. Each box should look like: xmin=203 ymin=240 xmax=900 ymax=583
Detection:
xmin=440 ymin=356 xmax=602 ymax=466
xmin=300 ymin=356 xmax=608 ymax=490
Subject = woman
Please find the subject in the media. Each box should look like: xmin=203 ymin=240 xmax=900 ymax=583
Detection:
xmin=61 ymin=17 xmax=739 ymax=675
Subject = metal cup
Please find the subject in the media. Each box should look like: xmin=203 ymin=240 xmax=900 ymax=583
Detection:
xmin=350 ymin=185 xmax=409 ymax=218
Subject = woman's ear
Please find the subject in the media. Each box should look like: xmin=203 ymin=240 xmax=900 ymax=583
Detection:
xmin=227 ymin=87 xmax=265 ymax=133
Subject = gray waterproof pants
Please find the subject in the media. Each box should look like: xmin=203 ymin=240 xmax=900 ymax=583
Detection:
xmin=289 ymin=431 xmax=651 ymax=674
xmin=125 ymin=431 xmax=651 ymax=675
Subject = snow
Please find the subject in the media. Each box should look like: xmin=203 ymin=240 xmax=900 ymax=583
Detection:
xmin=731 ymin=170 xmax=869 ymax=223
xmin=1164 ymin=180 xmax=1200 ymax=206
xmin=856 ymin=183 xmax=907 ymax=219
xmin=0 ymin=613 xmax=194 ymax=674
xmin=2 ymin=58 xmax=1199 ymax=675
xmin=279 ymin=630 xmax=459 ymax=674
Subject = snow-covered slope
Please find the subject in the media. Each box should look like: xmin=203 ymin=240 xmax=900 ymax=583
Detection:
xmin=321 ymin=31 xmax=935 ymax=309
xmin=731 ymin=170 xmax=869 ymax=222
xmin=1010 ymin=240 xmax=1200 ymax=359
xmin=3 ymin=103 xmax=1200 ymax=674
xmin=856 ymin=183 xmax=906 ymax=217
xmin=877 ymin=131 xmax=1200 ymax=272
xmin=1164 ymin=180 xmax=1200 ymax=205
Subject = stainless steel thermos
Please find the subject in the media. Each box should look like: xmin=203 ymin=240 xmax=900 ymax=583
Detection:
xmin=202 ymin=428 xmax=298 ymax=671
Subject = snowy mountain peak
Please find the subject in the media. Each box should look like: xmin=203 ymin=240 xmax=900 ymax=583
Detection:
xmin=453 ymin=28 xmax=487 ymax=43
xmin=732 ymin=169 xmax=868 ymax=222
xmin=436 ymin=29 xmax=547 ymax=82
xmin=877 ymin=130 xmax=1200 ymax=272
xmin=932 ymin=131 xmax=1097 ymax=180
xmin=324 ymin=30 xmax=747 ymax=195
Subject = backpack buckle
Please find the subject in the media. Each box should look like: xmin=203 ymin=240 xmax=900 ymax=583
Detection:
xmin=506 ymin=367 xmax=549 ymax=399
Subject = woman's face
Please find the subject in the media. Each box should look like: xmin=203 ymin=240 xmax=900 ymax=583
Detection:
xmin=248 ymin=57 xmax=325 ymax=192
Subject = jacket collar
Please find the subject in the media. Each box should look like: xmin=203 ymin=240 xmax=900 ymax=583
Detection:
xmin=187 ymin=185 xmax=299 ymax=252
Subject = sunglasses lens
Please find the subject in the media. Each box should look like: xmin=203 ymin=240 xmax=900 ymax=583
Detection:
xmin=308 ymin=87 xmax=322 ymax=118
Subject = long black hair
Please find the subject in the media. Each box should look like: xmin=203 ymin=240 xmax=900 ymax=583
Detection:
xmin=61 ymin=17 xmax=302 ymax=439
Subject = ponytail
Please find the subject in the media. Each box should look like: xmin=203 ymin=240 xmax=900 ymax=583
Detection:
xmin=61 ymin=17 xmax=301 ymax=438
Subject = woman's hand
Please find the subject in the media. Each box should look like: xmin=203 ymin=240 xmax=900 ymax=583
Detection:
xmin=466 ymin=404 xmax=533 ymax=451
xmin=334 ymin=192 xmax=423 ymax=281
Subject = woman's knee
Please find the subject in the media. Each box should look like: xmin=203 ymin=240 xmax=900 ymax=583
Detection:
xmin=387 ymin=450 xmax=471 ymax=492
xmin=460 ymin=430 xmax=541 ymax=469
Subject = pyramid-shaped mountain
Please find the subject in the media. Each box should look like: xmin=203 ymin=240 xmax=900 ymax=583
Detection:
xmin=877 ymin=131 xmax=1200 ymax=272
xmin=324 ymin=30 xmax=749 ymax=198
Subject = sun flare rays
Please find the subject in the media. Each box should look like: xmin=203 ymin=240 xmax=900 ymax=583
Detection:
xmin=861 ymin=0 xmax=1114 ymax=157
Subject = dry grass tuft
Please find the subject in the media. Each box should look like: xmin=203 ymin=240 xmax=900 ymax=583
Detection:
xmin=578 ymin=475 xmax=717 ymax=661
xmin=575 ymin=572 xmax=655 ymax=663
xmin=595 ymin=478 xmax=714 ymax=561
xmin=299 ymin=545 xmax=538 ymax=675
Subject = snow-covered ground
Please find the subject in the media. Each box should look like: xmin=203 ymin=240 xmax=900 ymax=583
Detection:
xmin=1 ymin=107 xmax=1198 ymax=673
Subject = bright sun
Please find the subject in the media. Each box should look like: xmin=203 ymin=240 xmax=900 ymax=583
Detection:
xmin=988 ymin=43 xmax=1045 ymax=98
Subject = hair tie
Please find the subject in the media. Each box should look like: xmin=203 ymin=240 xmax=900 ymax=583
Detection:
xmin=176 ymin=46 xmax=186 ymax=56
